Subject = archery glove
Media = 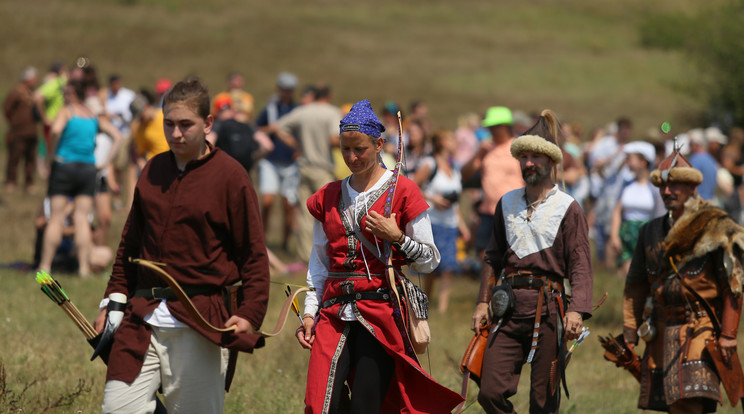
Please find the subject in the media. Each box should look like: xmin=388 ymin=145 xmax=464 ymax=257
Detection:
xmin=91 ymin=292 xmax=127 ymax=361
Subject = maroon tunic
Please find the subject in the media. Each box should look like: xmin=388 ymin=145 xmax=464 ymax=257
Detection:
xmin=4 ymin=83 xmax=38 ymax=138
xmin=103 ymin=146 xmax=270 ymax=383
xmin=304 ymin=176 xmax=464 ymax=413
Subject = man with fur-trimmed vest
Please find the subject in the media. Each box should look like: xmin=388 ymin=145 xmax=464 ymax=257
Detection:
xmin=623 ymin=139 xmax=744 ymax=413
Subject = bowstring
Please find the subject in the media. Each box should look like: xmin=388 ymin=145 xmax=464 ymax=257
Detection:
xmin=397 ymin=114 xmax=433 ymax=374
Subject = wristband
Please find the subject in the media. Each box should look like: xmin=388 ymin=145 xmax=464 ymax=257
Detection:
xmin=395 ymin=232 xmax=405 ymax=244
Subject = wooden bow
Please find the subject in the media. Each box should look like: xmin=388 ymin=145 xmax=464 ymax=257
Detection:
xmin=258 ymin=283 xmax=311 ymax=337
xmin=130 ymin=258 xmax=310 ymax=337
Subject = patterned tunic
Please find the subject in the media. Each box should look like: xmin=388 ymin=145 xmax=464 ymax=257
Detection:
xmin=623 ymin=208 xmax=742 ymax=412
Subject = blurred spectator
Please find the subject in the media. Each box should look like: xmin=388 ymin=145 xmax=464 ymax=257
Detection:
xmin=380 ymin=100 xmax=401 ymax=157
xmin=34 ymin=61 xmax=68 ymax=176
xmin=609 ymin=141 xmax=663 ymax=276
xmin=300 ymin=84 xmax=317 ymax=105
xmin=80 ymin=64 xmax=119 ymax=247
xmin=268 ymin=83 xmax=342 ymax=262
xmin=588 ymin=117 xmax=634 ymax=265
xmin=403 ymin=120 xmax=431 ymax=178
xmin=255 ymin=72 xmax=301 ymax=251
xmin=453 ymin=112 xmax=480 ymax=170
xmin=32 ymin=197 xmax=113 ymax=273
xmin=719 ymin=127 xmax=744 ymax=222
xmin=105 ymin=74 xmax=136 ymax=209
xmin=408 ymin=100 xmax=432 ymax=136
xmin=212 ymin=72 xmax=254 ymax=122
xmin=706 ymin=126 xmax=727 ymax=161
xmin=4 ymin=66 xmax=40 ymax=193
xmin=40 ymin=80 xmax=122 ymax=277
xmin=461 ymin=106 xmax=524 ymax=258
xmin=207 ymin=96 xmax=273 ymax=172
xmin=688 ymin=128 xmax=718 ymax=200
xmin=511 ymin=109 xmax=534 ymax=136
xmin=561 ymin=121 xmax=584 ymax=161
xmin=131 ymin=88 xmax=170 ymax=169
xmin=105 ymin=74 xmax=135 ymax=139
xmin=414 ymin=130 xmax=470 ymax=313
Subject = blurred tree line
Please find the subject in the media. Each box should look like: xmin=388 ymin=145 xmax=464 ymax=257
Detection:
xmin=639 ymin=0 xmax=744 ymax=129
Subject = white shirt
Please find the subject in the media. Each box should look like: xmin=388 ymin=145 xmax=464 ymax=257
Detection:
xmin=421 ymin=156 xmax=462 ymax=228
xmin=106 ymin=87 xmax=136 ymax=137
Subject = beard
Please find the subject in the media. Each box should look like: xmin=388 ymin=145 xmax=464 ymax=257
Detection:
xmin=522 ymin=163 xmax=551 ymax=185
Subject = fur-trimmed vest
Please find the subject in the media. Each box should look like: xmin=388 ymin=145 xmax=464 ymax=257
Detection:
xmin=662 ymin=196 xmax=744 ymax=294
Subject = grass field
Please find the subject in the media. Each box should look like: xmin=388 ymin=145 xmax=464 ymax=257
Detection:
xmin=4 ymin=242 xmax=744 ymax=413
xmin=2 ymin=0 xmax=743 ymax=412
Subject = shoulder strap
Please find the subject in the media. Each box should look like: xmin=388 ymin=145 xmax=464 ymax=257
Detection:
xmin=669 ymin=257 xmax=722 ymax=335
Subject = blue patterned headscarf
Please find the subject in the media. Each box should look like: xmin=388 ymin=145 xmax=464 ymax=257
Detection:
xmin=339 ymin=99 xmax=386 ymax=138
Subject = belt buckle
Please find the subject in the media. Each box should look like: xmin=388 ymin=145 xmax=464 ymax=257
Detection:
xmin=152 ymin=287 xmax=165 ymax=300
xmin=527 ymin=273 xmax=534 ymax=287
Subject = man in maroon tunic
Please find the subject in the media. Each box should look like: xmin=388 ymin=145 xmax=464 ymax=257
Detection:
xmin=94 ymin=79 xmax=270 ymax=413
xmin=471 ymin=110 xmax=594 ymax=413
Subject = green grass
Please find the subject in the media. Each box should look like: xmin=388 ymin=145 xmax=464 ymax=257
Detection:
xmin=4 ymin=252 xmax=744 ymax=412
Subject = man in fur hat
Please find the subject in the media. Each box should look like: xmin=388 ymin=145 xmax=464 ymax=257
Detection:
xmin=622 ymin=140 xmax=744 ymax=413
xmin=471 ymin=110 xmax=594 ymax=413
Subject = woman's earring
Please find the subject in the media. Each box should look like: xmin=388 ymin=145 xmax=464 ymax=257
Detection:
xmin=378 ymin=152 xmax=387 ymax=169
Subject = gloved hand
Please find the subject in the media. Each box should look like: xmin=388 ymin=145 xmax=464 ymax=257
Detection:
xmin=91 ymin=293 xmax=127 ymax=361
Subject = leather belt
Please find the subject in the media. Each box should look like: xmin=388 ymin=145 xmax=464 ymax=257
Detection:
xmin=663 ymin=303 xmax=708 ymax=323
xmin=133 ymin=285 xmax=220 ymax=300
xmin=503 ymin=270 xmax=564 ymax=292
xmin=322 ymin=288 xmax=399 ymax=308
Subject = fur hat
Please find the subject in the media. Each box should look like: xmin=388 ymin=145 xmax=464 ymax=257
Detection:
xmin=510 ymin=109 xmax=563 ymax=163
xmin=650 ymin=138 xmax=703 ymax=186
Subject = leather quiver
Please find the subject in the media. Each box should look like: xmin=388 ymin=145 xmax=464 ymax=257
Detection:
xmin=599 ymin=333 xmax=642 ymax=383
xmin=460 ymin=322 xmax=491 ymax=385
xmin=705 ymin=338 xmax=744 ymax=407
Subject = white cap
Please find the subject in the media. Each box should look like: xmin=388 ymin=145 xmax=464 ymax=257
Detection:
xmin=688 ymin=128 xmax=706 ymax=146
xmin=623 ymin=141 xmax=656 ymax=164
xmin=277 ymin=72 xmax=298 ymax=89
xmin=705 ymin=126 xmax=727 ymax=145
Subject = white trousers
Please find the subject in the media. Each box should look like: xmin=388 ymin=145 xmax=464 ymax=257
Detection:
xmin=102 ymin=326 xmax=228 ymax=414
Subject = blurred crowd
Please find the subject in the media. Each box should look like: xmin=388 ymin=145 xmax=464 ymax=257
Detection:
xmin=5 ymin=58 xmax=744 ymax=309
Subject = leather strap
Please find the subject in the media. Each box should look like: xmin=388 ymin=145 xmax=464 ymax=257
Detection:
xmin=133 ymin=285 xmax=220 ymax=300
xmin=526 ymin=284 xmax=545 ymax=363
xmin=454 ymin=370 xmax=470 ymax=414
xmin=669 ymin=257 xmax=722 ymax=334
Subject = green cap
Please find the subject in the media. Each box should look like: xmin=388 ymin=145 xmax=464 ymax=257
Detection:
xmin=482 ymin=106 xmax=513 ymax=127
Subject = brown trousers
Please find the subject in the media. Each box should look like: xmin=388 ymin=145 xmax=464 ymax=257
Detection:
xmin=478 ymin=313 xmax=559 ymax=414
xmin=5 ymin=132 xmax=37 ymax=186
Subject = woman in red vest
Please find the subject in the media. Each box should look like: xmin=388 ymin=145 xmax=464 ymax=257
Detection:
xmin=295 ymin=99 xmax=463 ymax=413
